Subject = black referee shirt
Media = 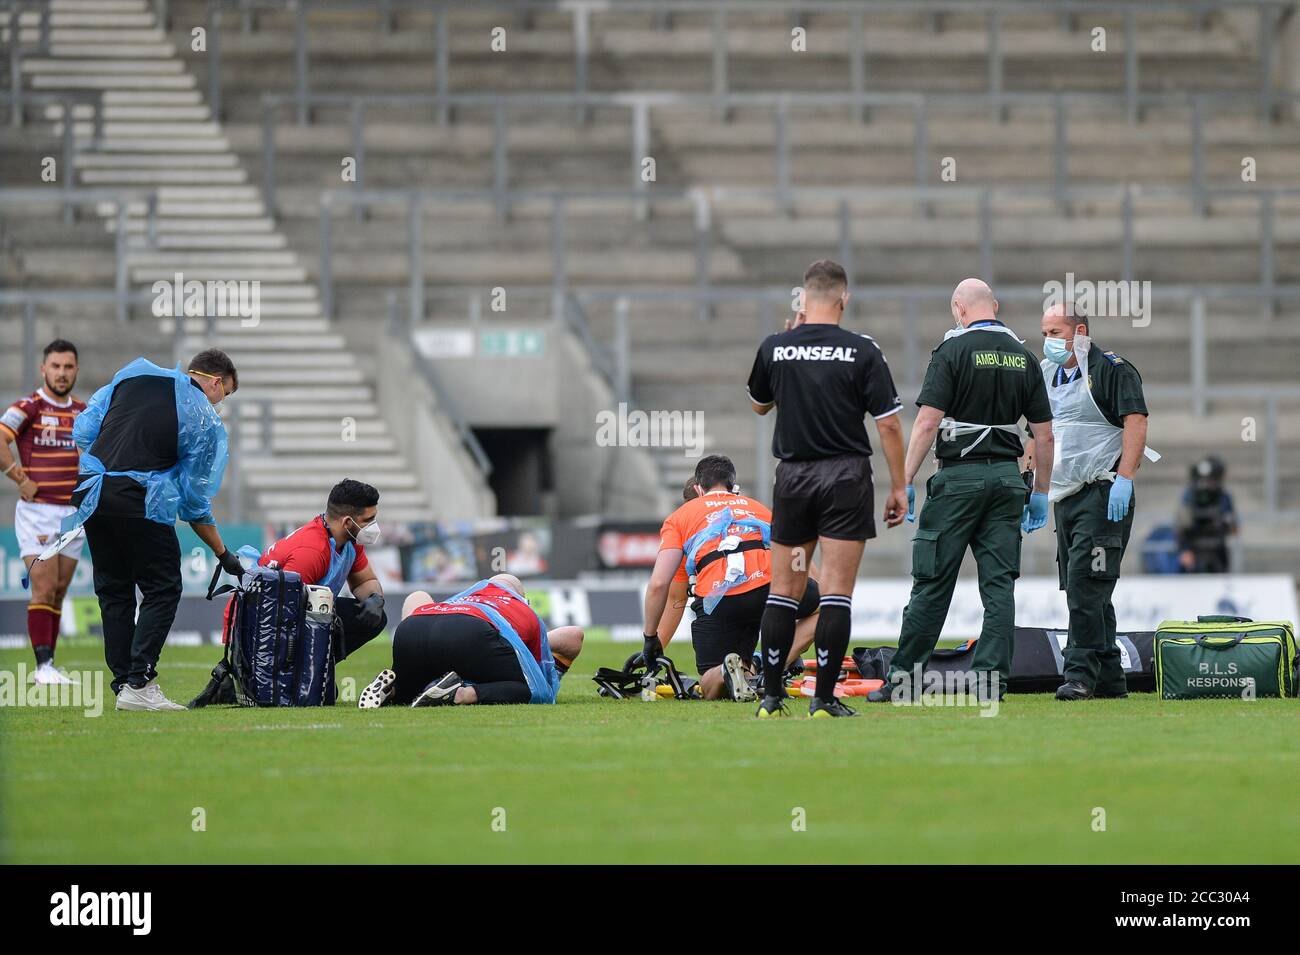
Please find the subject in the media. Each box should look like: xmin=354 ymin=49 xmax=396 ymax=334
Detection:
xmin=73 ymin=374 xmax=193 ymax=517
xmin=747 ymin=322 xmax=902 ymax=461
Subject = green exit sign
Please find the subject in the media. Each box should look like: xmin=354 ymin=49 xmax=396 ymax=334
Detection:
xmin=480 ymin=329 xmax=545 ymax=357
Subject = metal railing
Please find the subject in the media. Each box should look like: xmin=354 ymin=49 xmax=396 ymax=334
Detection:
xmin=0 ymin=93 xmax=108 ymax=223
xmin=394 ymin=281 xmax=1300 ymax=518
xmin=316 ymin=182 xmax=1300 ymax=329
xmin=259 ymin=88 xmax=1300 ymax=222
xmin=0 ymin=188 xmax=160 ymax=322
xmin=200 ymin=0 xmax=1295 ymax=124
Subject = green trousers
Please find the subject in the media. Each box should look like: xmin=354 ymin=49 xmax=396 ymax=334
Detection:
xmin=890 ymin=459 xmax=1027 ymax=695
xmin=1054 ymin=479 xmax=1135 ymax=693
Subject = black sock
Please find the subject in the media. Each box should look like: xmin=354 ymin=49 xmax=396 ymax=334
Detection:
xmin=33 ymin=645 xmax=53 ymax=667
xmin=760 ymin=595 xmax=799 ymax=698
xmin=813 ymin=596 xmax=853 ymax=703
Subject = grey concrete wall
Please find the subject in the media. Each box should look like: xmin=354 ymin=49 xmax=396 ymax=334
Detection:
xmin=418 ymin=320 xmax=668 ymax=520
xmin=376 ymin=334 xmax=497 ymax=520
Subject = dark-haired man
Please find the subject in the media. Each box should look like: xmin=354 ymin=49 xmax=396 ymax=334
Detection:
xmin=256 ymin=478 xmax=387 ymax=657
xmin=66 ymin=350 xmax=241 ymax=710
xmin=643 ymin=454 xmax=822 ymax=701
xmin=747 ymin=260 xmax=909 ymax=718
xmin=189 ymin=479 xmax=388 ymax=708
xmin=0 ymin=340 xmax=84 ymax=684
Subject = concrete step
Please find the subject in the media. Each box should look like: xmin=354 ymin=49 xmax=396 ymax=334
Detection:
xmin=77 ymin=153 xmax=240 ymax=169
xmin=130 ymin=249 xmax=297 ymax=265
xmin=64 ymin=130 xmax=229 ymax=151
xmin=243 ymin=401 xmax=381 ymax=419
xmin=126 ymin=233 xmax=284 ymax=249
xmin=23 ymin=58 xmax=184 ymax=74
xmin=61 ymin=105 xmax=211 ymax=121
xmin=134 ymin=267 xmax=308 ymax=282
xmin=48 ymin=43 xmax=175 ymax=58
xmin=182 ymin=333 xmax=338 ymax=351
xmin=244 ymin=470 xmax=420 ymax=490
xmin=239 ymin=435 xmax=399 ymax=454
xmin=117 ymin=217 xmax=275 ymax=234
xmin=236 ymin=367 xmax=364 ymax=386
xmin=105 ymin=90 xmax=203 ymax=105
xmin=70 ymin=121 xmax=222 ymax=138
xmin=225 ymin=352 xmax=355 ymax=369
xmin=235 ymin=385 xmax=374 ymax=403
xmin=32 ymin=74 xmax=196 ymax=89
xmin=83 ymin=169 xmax=248 ymax=185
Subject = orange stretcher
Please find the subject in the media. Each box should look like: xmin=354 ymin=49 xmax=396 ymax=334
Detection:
xmin=798 ymin=656 xmax=856 ymax=673
xmin=793 ymin=676 xmax=884 ymax=698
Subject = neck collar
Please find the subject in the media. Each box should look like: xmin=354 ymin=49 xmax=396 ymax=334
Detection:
xmin=37 ymin=387 xmax=72 ymax=408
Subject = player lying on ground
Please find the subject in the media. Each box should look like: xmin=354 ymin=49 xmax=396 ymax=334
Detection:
xmin=359 ymin=573 xmax=584 ymax=708
xmin=643 ymin=455 xmax=821 ymax=701
xmin=0 ymin=340 xmax=84 ymax=685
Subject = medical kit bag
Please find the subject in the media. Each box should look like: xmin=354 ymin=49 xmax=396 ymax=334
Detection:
xmin=1154 ymin=616 xmax=1297 ymax=699
xmin=209 ymin=562 xmax=338 ymax=707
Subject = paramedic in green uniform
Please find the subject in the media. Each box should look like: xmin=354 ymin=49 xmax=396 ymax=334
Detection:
xmin=869 ymin=279 xmax=1055 ymax=702
xmin=1031 ymin=303 xmax=1157 ymax=701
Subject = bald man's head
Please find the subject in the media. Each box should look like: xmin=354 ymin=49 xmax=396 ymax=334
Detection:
xmin=489 ymin=573 xmax=525 ymax=597
xmin=950 ymin=278 xmax=998 ymax=327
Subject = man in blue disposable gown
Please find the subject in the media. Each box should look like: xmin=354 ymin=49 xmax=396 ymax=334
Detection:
xmin=65 ymin=349 xmax=243 ymax=711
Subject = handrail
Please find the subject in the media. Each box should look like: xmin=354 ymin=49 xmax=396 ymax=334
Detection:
xmin=0 ymin=188 xmax=160 ymax=323
xmin=203 ymin=0 xmax=1295 ymax=122
xmin=315 ymin=182 xmax=1299 ymax=335
xmin=259 ymin=87 xmax=1300 ymax=218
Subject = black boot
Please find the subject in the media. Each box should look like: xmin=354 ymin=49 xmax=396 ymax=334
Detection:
xmin=1055 ymin=680 xmax=1094 ymax=701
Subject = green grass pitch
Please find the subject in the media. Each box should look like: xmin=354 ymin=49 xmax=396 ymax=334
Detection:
xmin=2 ymin=638 xmax=1296 ymax=864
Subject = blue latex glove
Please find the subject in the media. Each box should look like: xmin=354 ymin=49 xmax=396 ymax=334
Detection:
xmin=905 ymin=484 xmax=916 ymax=523
xmin=1108 ymin=475 xmax=1134 ymax=522
xmin=1021 ymin=491 xmax=1049 ymax=533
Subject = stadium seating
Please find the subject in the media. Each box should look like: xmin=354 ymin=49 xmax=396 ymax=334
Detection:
xmin=3 ymin=0 xmax=1298 ymax=576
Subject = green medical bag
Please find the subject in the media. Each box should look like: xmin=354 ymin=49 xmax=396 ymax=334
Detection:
xmin=1154 ymin=616 xmax=1297 ymax=700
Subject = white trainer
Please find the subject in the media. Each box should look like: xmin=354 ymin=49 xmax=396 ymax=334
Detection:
xmin=116 ymin=680 xmax=187 ymax=712
xmin=33 ymin=662 xmax=78 ymax=686
xmin=358 ymin=668 xmax=397 ymax=709
xmin=722 ymin=652 xmax=758 ymax=702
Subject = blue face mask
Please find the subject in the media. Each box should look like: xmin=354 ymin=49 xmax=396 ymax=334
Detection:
xmin=1043 ymin=337 xmax=1073 ymax=365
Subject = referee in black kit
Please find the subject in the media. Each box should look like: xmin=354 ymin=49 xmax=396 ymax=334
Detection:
xmin=746 ymin=260 xmax=909 ymax=718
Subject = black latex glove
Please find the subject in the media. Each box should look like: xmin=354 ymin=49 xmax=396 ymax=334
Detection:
xmin=356 ymin=593 xmax=385 ymax=631
xmin=642 ymin=633 xmax=663 ymax=669
xmin=217 ymin=548 xmax=244 ymax=577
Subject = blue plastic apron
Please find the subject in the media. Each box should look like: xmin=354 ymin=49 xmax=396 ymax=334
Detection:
xmin=682 ymin=506 xmax=772 ymax=614
xmin=443 ymin=580 xmax=560 ymax=704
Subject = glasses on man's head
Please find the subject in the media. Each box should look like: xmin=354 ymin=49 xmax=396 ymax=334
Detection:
xmin=189 ymin=369 xmax=228 ymax=398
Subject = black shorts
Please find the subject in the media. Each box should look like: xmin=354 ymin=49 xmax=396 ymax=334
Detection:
xmin=771 ymin=453 xmax=875 ymax=544
xmin=391 ymin=613 xmax=529 ymax=705
xmin=690 ymin=579 xmax=820 ymax=674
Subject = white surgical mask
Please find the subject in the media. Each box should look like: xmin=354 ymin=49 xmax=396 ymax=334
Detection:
xmin=1043 ymin=337 xmax=1073 ymax=365
xmin=348 ymin=518 xmax=381 ymax=547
